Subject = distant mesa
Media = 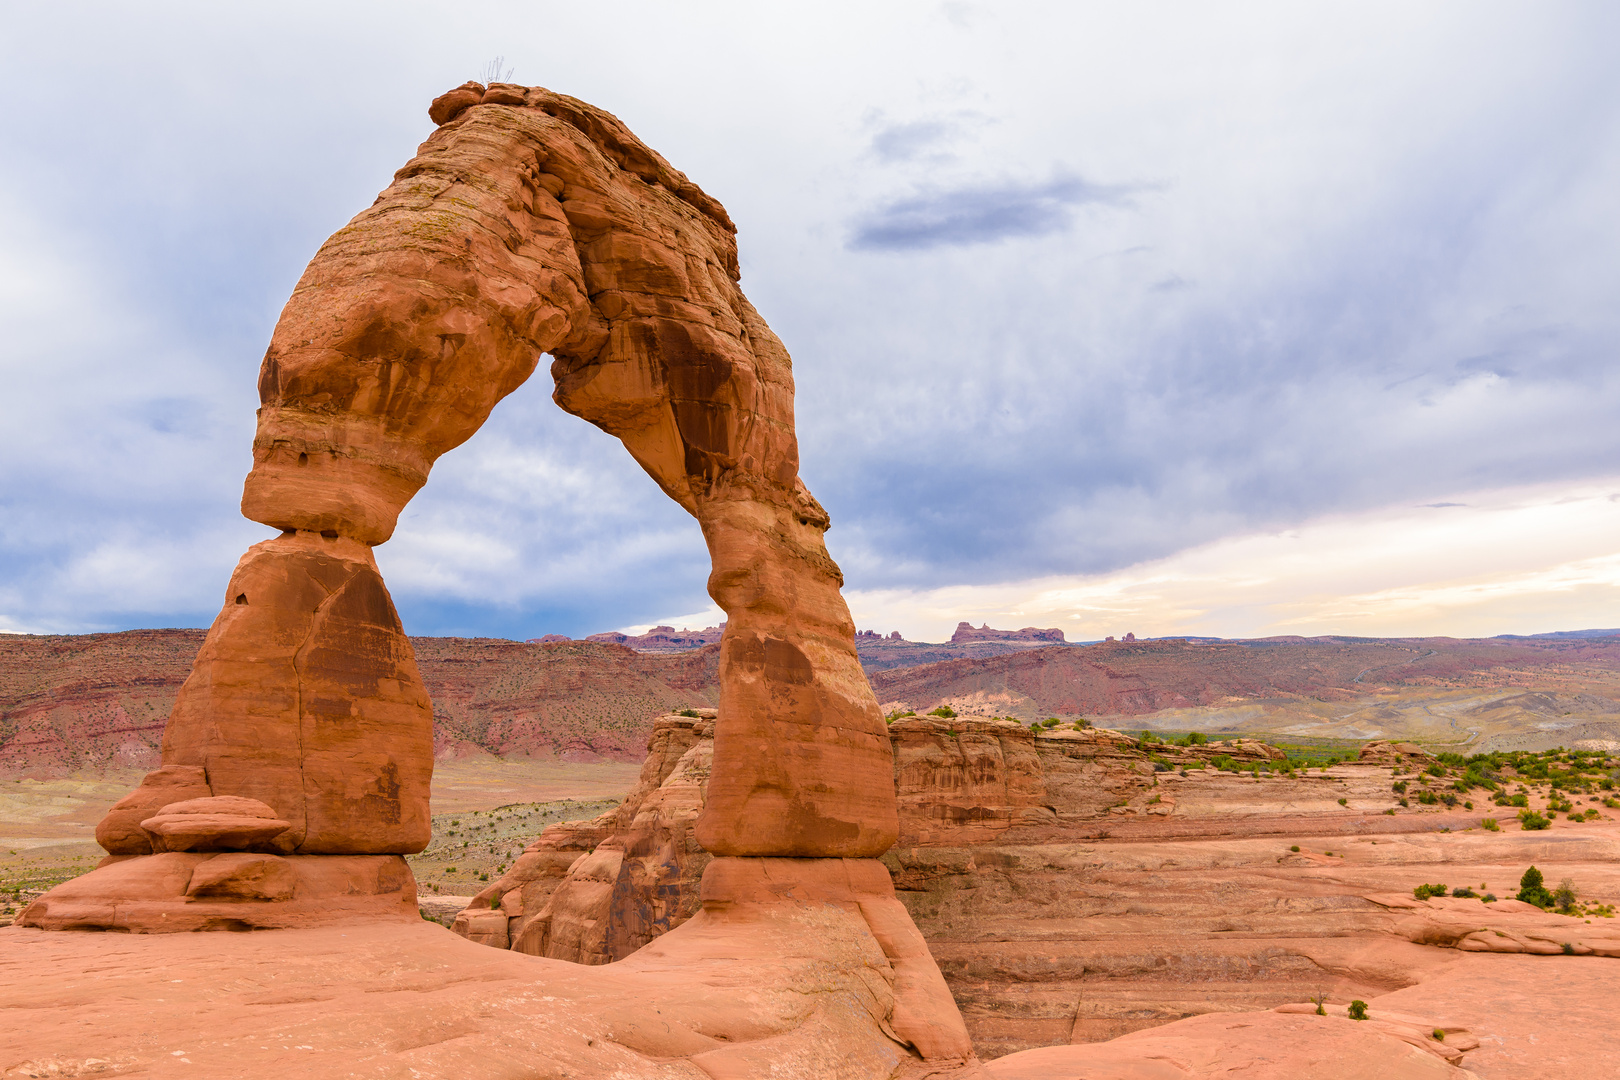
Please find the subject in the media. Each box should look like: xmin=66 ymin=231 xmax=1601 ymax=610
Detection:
xmin=951 ymin=622 xmax=1067 ymax=644
xmin=525 ymin=624 xmax=728 ymax=654
xmin=1104 ymin=632 xmax=1137 ymax=643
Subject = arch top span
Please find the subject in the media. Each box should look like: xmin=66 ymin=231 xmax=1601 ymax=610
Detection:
xmin=233 ymin=81 xmax=898 ymax=859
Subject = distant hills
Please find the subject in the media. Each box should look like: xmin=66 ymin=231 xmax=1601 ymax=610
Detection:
xmin=6 ymin=626 xmax=1620 ymax=774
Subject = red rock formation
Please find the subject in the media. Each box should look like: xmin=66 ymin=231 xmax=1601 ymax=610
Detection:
xmin=583 ymin=624 xmax=725 ymax=652
xmin=19 ymin=81 xmax=978 ymax=1074
xmin=950 ymin=622 xmax=1067 ymax=644
xmin=460 ymin=713 xmax=1620 ymax=1062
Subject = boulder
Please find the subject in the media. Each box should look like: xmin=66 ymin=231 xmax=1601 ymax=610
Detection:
xmin=94 ymin=764 xmax=212 ymax=854
xmin=140 ymin=795 xmax=291 ymax=852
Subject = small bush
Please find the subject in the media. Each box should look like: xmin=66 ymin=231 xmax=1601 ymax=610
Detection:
xmin=1482 ymin=817 xmax=1500 ymax=831
xmin=1042 ymin=717 xmax=1062 ymax=728
xmin=1553 ymin=878 xmax=1578 ymax=913
xmin=1464 ymin=801 xmax=1474 ymax=810
xmin=1337 ymin=798 xmax=1348 ymax=806
xmin=677 ymin=708 xmax=700 ymax=718
xmin=1451 ymin=886 xmax=1476 ymax=898
xmin=1518 ymin=811 xmax=1551 ymax=831
xmin=1383 ymin=808 xmax=1397 ymax=815
xmin=1562 ymin=942 xmax=1575 ymax=955
xmin=1483 ymin=892 xmax=1497 ymax=902
xmin=1413 ymin=883 xmax=1448 ymax=900
xmin=1510 ymin=793 xmax=1529 ymax=807
xmin=1348 ymin=1000 xmax=1368 ymax=1021
xmin=1290 ymin=845 xmax=1300 ymax=852
xmin=928 ymin=705 xmax=957 ymax=719
xmin=1517 ymin=866 xmax=1553 ymax=907
xmin=1433 ymin=1029 xmax=1445 ymax=1041
xmin=1392 ymin=780 xmax=1409 ymax=793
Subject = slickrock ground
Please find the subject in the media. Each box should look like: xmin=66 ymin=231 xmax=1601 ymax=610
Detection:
xmin=461 ymin=715 xmax=1620 ymax=1063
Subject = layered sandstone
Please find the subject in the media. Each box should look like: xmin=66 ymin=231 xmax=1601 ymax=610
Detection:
xmin=460 ymin=714 xmax=1620 ymax=1061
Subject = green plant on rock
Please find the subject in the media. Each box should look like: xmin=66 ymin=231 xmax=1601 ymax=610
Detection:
xmin=1348 ymin=1000 xmax=1368 ymax=1021
xmin=1482 ymin=817 xmax=1500 ymax=831
xmin=1517 ymin=866 xmax=1553 ymax=908
xmin=1518 ymin=810 xmax=1551 ymax=831
xmin=1553 ymin=878 xmax=1578 ymax=913
xmin=1413 ymin=883 xmax=1448 ymax=900
xmin=928 ymin=705 xmax=957 ymax=719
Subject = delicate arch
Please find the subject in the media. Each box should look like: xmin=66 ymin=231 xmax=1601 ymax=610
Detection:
xmin=157 ymin=82 xmax=897 ymax=858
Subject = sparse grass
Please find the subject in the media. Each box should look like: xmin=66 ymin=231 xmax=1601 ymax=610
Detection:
xmin=405 ymin=797 xmax=620 ymax=894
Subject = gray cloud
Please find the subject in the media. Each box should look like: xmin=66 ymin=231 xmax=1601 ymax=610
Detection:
xmin=869 ymin=120 xmax=957 ymax=163
xmin=848 ymin=174 xmax=1146 ymax=251
xmin=3 ymin=1 xmax=1618 ymax=639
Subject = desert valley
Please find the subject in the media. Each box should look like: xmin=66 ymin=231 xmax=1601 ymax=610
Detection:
xmin=6 ymin=622 xmax=1620 ymax=1076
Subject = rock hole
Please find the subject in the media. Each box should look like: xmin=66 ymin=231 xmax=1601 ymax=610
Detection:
xmin=320 ymin=530 xmax=338 ymax=540
xmin=297 ymin=452 xmax=309 ymax=466
xmin=234 ymin=594 xmax=248 ymax=606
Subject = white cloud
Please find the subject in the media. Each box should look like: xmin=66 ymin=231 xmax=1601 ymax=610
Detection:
xmin=847 ymin=478 xmax=1620 ymax=642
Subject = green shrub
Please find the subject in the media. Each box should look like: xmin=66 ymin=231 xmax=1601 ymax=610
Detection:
xmin=1042 ymin=717 xmax=1062 ymax=728
xmin=677 ymin=708 xmax=700 ymax=718
xmin=1563 ymin=942 xmax=1575 ymax=955
xmin=1337 ymin=798 xmax=1348 ymax=806
xmin=1433 ymin=1028 xmax=1445 ymax=1041
xmin=1517 ymin=866 xmax=1553 ymax=907
xmin=1553 ymin=879 xmax=1578 ymax=913
xmin=1290 ymin=845 xmax=1301 ymax=852
xmin=1417 ymin=791 xmax=1438 ymax=805
xmin=1518 ymin=811 xmax=1551 ymax=831
xmin=1483 ymin=892 xmax=1497 ymax=902
xmin=1510 ymin=793 xmax=1529 ymax=807
xmin=1392 ymin=781 xmax=1409 ymax=793
xmin=1482 ymin=817 xmax=1500 ymax=831
xmin=1451 ymin=886 xmax=1476 ymax=898
xmin=1413 ymin=883 xmax=1448 ymax=900
xmin=1348 ymin=1000 xmax=1368 ymax=1021
xmin=928 ymin=705 xmax=957 ymax=718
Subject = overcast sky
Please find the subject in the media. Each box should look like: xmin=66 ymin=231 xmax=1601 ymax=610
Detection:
xmin=3 ymin=1 xmax=1618 ymax=642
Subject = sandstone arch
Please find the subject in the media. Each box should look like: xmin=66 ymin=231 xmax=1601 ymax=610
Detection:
xmin=43 ymin=81 xmax=898 ymax=890
xmin=16 ymin=82 xmax=979 ymax=1073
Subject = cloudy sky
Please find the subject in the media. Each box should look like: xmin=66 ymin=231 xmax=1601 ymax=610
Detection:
xmin=3 ymin=1 xmax=1618 ymax=642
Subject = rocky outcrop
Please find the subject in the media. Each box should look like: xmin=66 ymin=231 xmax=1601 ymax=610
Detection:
xmin=457 ymin=714 xmax=1620 ymax=1061
xmin=950 ymin=623 xmax=1066 ymax=645
xmin=582 ymin=624 xmax=726 ymax=652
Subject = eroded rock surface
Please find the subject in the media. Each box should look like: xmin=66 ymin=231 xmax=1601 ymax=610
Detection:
xmin=463 ymin=714 xmax=1620 ymax=1061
